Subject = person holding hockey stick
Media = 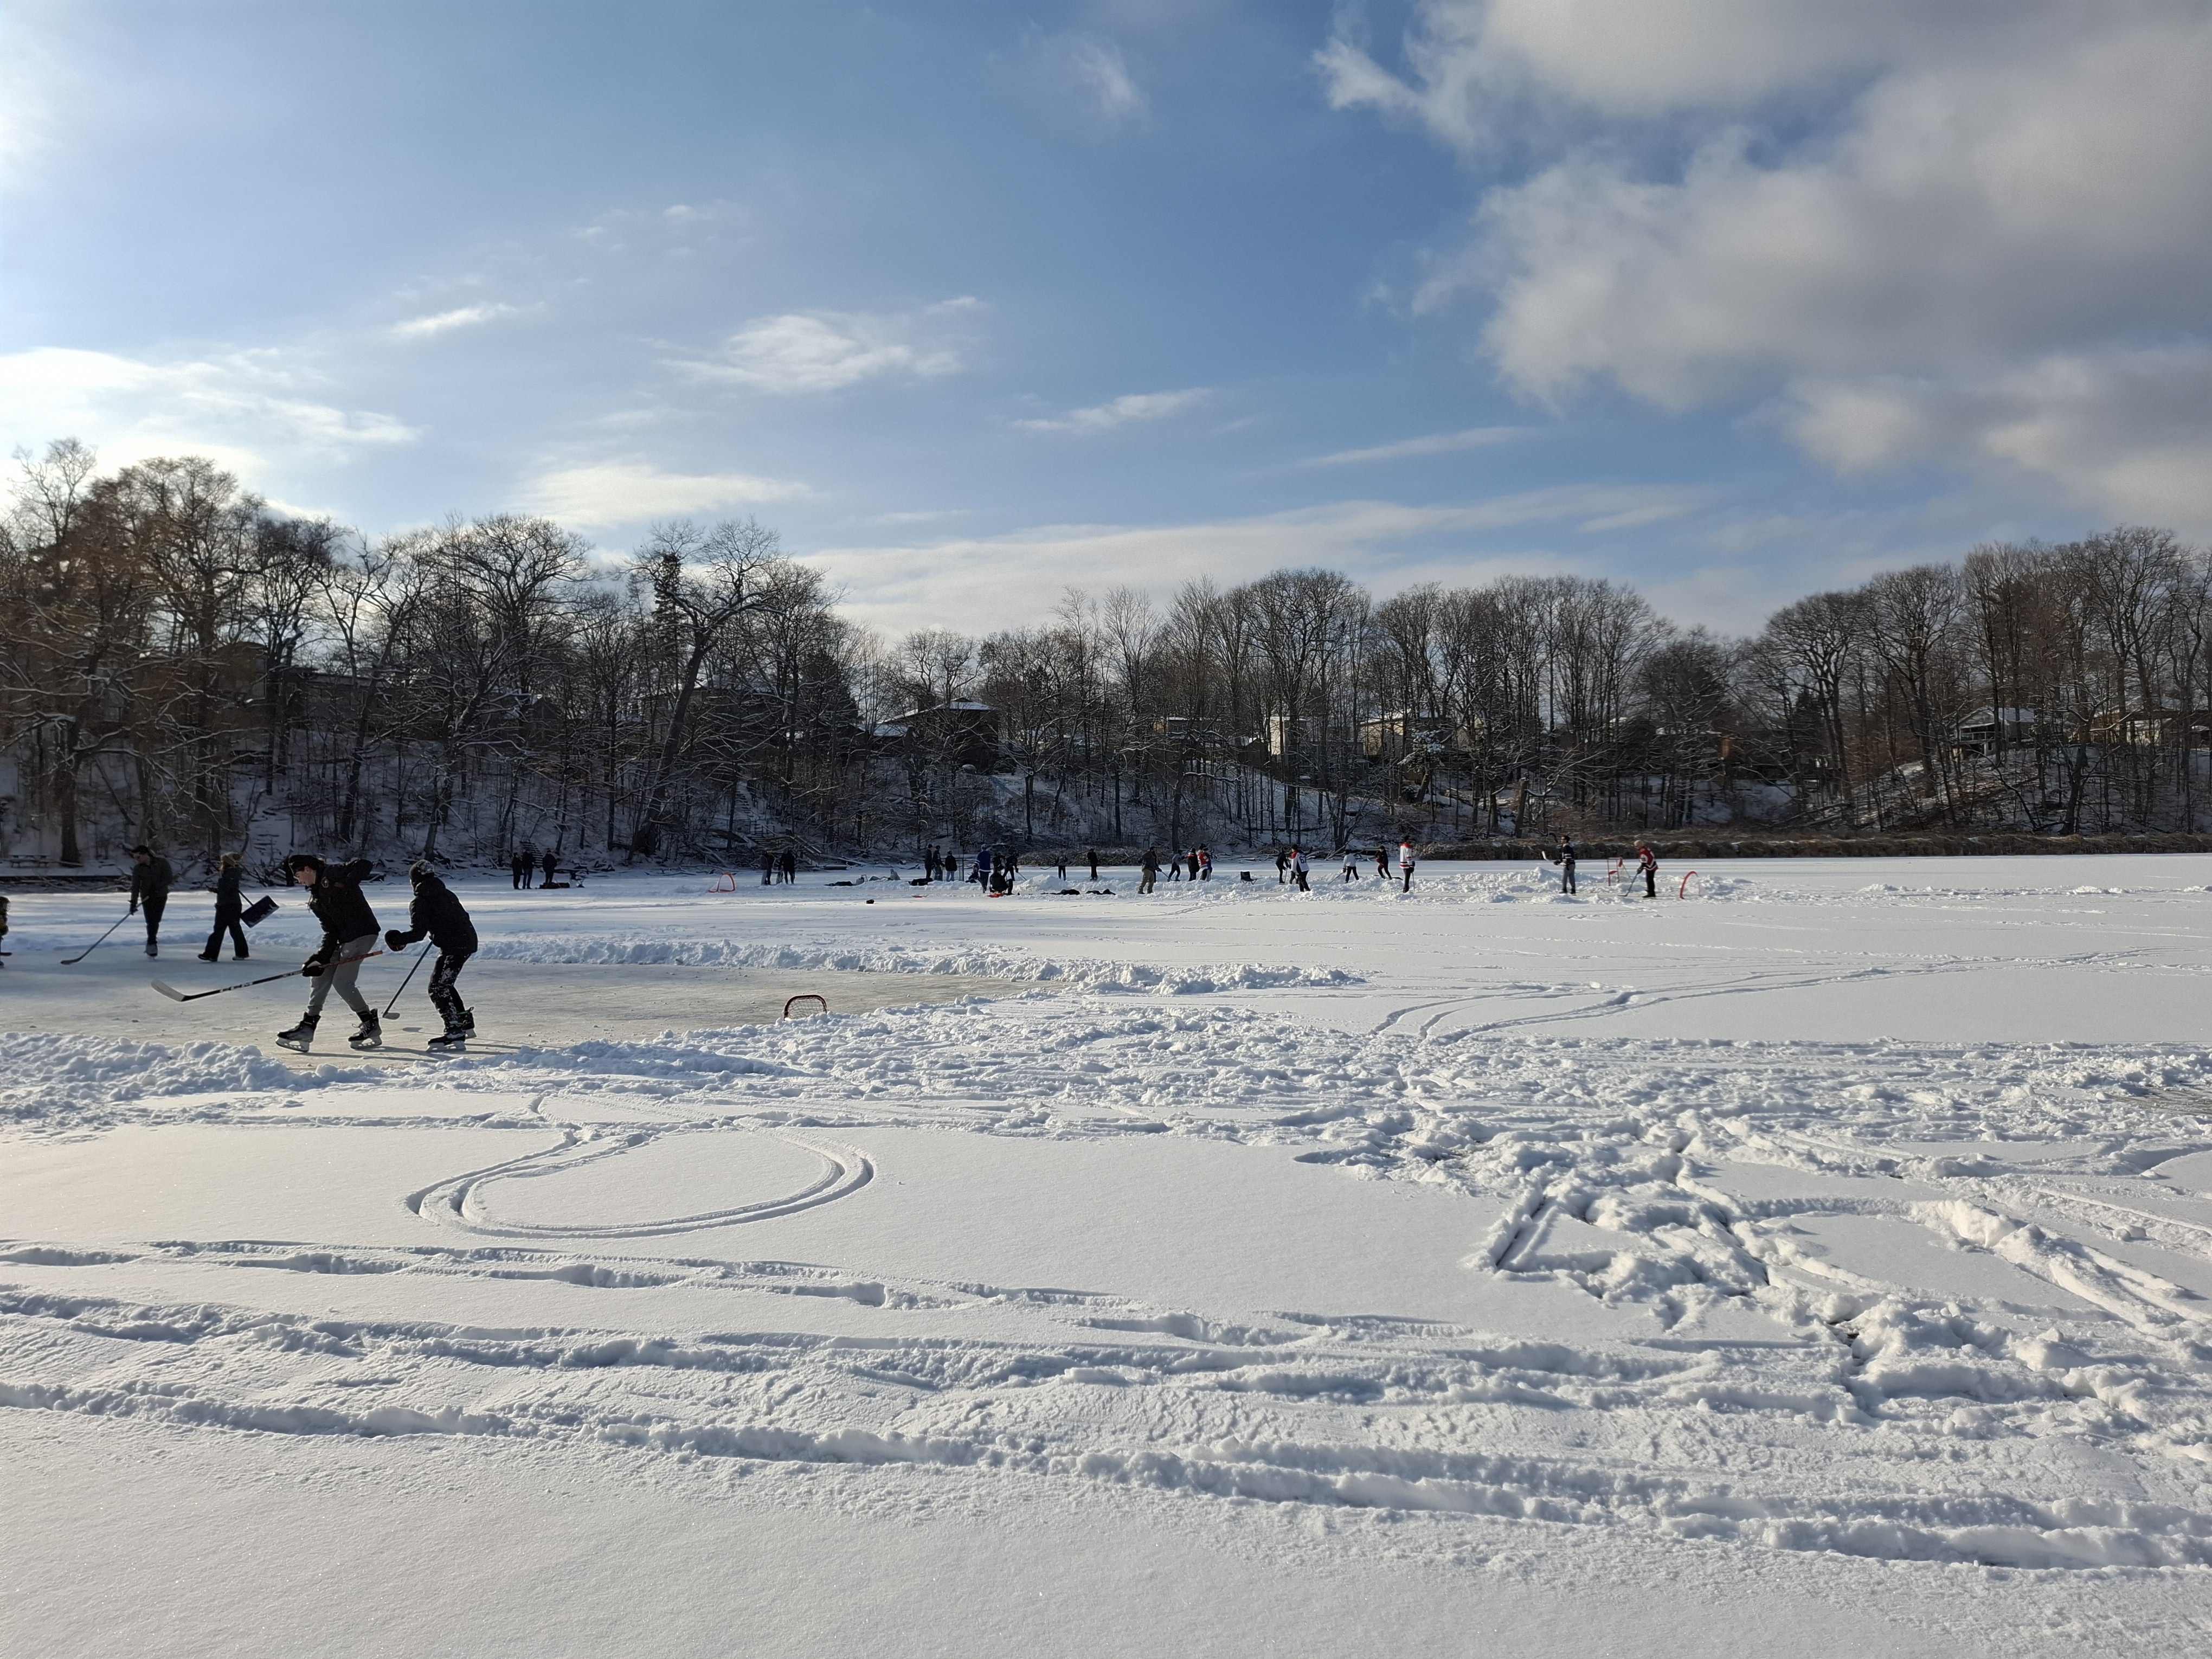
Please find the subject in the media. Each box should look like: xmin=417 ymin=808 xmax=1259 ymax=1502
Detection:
xmin=1636 ymin=841 xmax=1659 ymax=899
xmin=385 ymin=860 xmax=478 ymax=1051
xmin=277 ymin=853 xmax=382 ymax=1051
xmin=128 ymin=845 xmax=172 ymax=957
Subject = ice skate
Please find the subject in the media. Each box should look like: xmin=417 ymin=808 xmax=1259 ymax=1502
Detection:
xmin=275 ymin=1016 xmax=317 ymax=1052
xmin=426 ymin=1024 xmax=468 ymax=1053
xmin=348 ymin=1011 xmax=383 ymax=1050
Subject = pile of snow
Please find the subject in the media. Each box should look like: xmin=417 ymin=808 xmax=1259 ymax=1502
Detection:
xmin=474 ymin=933 xmax=1361 ymax=994
xmin=0 ymin=1033 xmax=317 ymax=1126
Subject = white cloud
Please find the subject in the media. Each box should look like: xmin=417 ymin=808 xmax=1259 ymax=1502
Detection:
xmin=808 ymin=485 xmax=1700 ymax=636
xmin=0 ymin=346 xmax=416 ymax=477
xmin=1323 ymin=1 xmax=2212 ymax=531
xmin=871 ymin=508 xmax=974 ymax=525
xmin=516 ymin=461 xmax=812 ymax=531
xmin=1016 ymin=388 xmax=1208 ymax=435
xmin=684 ymin=299 xmax=982 ymax=394
xmin=0 ymin=7 xmax=73 ymax=189
xmin=1303 ymin=426 xmax=1527 ymax=466
xmin=388 ymin=303 xmax=519 ymax=342
xmin=1070 ymin=38 xmax=1144 ymax=120
xmin=1320 ymin=1 xmax=1964 ymax=142
xmin=1785 ymin=345 xmax=2212 ymax=535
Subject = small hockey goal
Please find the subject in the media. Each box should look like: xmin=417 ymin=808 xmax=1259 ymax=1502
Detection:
xmin=782 ymin=994 xmax=829 ymax=1020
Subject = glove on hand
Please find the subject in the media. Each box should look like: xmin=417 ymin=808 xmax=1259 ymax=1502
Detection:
xmin=302 ymin=959 xmax=326 ymax=978
xmin=385 ymin=930 xmax=408 ymax=951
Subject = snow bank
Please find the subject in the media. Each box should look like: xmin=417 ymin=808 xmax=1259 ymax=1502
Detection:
xmin=0 ymin=1033 xmax=320 ymax=1126
xmin=473 ymin=934 xmax=1360 ymax=994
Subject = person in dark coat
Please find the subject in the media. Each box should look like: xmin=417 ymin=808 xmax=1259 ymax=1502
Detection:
xmin=198 ymin=852 xmax=248 ymax=961
xmin=510 ymin=850 xmax=528 ymax=890
xmin=278 ymin=853 xmax=382 ymax=1050
xmin=1086 ymin=848 xmax=1098 ymax=882
xmin=387 ymin=860 xmax=478 ymax=1047
xmin=128 ymin=845 xmax=172 ymax=957
xmin=1139 ymin=847 xmax=1160 ymax=894
xmin=1557 ymin=837 xmax=1578 ymax=895
xmin=541 ymin=847 xmax=560 ymax=886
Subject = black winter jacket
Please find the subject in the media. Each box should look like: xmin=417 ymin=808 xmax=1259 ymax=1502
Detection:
xmin=213 ymin=864 xmax=242 ymax=915
xmin=129 ymin=857 xmax=172 ymax=906
xmin=389 ymin=873 xmax=477 ymax=954
xmin=306 ymin=859 xmax=380 ymax=960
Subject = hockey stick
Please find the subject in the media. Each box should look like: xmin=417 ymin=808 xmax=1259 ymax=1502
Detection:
xmin=62 ymin=910 xmax=134 ymax=966
xmin=152 ymin=950 xmax=385 ymax=1004
xmin=381 ymin=943 xmax=434 ymax=1017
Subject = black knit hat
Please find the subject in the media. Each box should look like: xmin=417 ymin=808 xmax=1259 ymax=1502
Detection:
xmin=284 ymin=853 xmax=326 ymax=876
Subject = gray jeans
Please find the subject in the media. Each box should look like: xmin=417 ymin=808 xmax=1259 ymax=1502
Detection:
xmin=304 ymin=933 xmax=378 ymax=1019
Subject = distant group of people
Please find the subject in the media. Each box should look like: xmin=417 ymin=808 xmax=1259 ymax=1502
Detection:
xmin=760 ymin=847 xmax=800 ymax=884
xmin=509 ymin=847 xmax=561 ymax=889
xmin=1137 ymin=846 xmax=1212 ymax=893
xmin=1263 ymin=840 xmax=1420 ymax=893
xmin=1547 ymin=837 xmax=1660 ymax=897
xmin=884 ymin=835 xmax=1662 ymax=898
xmin=918 ymin=845 xmax=1111 ymax=890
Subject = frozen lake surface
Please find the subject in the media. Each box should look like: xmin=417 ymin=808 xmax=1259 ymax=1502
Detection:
xmin=5 ymin=856 xmax=2212 ymax=1655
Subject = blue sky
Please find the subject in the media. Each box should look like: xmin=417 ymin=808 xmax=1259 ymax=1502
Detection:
xmin=3 ymin=1 xmax=2207 ymax=639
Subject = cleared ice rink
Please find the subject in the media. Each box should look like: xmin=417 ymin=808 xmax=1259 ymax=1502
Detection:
xmin=5 ymin=857 xmax=2212 ymax=1656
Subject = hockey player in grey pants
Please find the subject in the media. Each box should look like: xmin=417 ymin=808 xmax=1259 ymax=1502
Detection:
xmin=276 ymin=853 xmax=382 ymax=1051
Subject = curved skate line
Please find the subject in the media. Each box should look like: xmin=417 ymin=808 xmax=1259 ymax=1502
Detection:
xmin=409 ymin=1129 xmax=873 ymax=1240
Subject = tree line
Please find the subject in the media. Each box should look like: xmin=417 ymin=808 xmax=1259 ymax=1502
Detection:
xmin=3 ymin=439 xmax=2207 ymax=871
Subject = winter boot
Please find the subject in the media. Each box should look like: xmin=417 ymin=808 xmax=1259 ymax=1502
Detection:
xmin=234 ymin=948 xmax=249 ymax=961
xmin=348 ymin=1011 xmax=383 ymax=1051
xmin=276 ymin=1016 xmax=317 ymax=1052
xmin=146 ymin=941 xmax=159 ymax=957
xmin=196 ymin=951 xmax=219 ymax=963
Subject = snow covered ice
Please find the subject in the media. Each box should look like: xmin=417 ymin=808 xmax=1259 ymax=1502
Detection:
xmin=6 ymin=856 xmax=2212 ymax=1656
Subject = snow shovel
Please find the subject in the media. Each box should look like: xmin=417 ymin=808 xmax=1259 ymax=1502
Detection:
xmin=62 ymin=909 xmax=134 ymax=966
xmin=152 ymin=950 xmax=386 ymax=1003
xmin=241 ymin=896 xmax=279 ymax=928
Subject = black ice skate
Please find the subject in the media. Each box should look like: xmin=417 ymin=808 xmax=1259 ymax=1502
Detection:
xmin=276 ymin=1016 xmax=317 ymax=1052
xmin=427 ymin=1025 xmax=468 ymax=1053
xmin=461 ymin=1006 xmax=477 ymax=1033
xmin=348 ymin=1011 xmax=383 ymax=1050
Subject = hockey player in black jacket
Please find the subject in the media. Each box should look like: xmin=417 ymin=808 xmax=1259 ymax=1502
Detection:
xmin=277 ymin=854 xmax=382 ymax=1051
xmin=386 ymin=861 xmax=478 ymax=1050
